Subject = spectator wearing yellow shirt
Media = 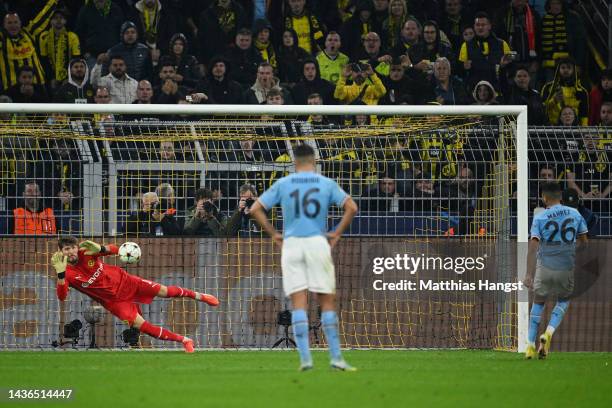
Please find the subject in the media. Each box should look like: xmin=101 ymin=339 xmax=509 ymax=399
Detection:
xmin=38 ymin=8 xmax=81 ymax=89
xmin=284 ymin=0 xmax=325 ymax=55
xmin=316 ymin=32 xmax=350 ymax=85
xmin=0 ymin=0 xmax=57 ymax=91
xmin=458 ymin=12 xmax=513 ymax=91
xmin=541 ymin=58 xmax=589 ymax=126
xmin=334 ymin=62 xmax=386 ymax=105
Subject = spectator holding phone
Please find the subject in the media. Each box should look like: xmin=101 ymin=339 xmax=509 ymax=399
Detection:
xmin=334 ymin=61 xmax=387 ymax=105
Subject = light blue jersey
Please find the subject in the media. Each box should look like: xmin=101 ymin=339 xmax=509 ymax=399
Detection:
xmin=530 ymin=204 xmax=588 ymax=270
xmin=258 ymin=171 xmax=349 ymax=238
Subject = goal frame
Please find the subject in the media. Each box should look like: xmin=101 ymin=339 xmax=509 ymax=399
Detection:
xmin=0 ymin=103 xmax=529 ymax=352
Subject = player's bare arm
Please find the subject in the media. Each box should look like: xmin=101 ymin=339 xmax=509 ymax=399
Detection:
xmin=250 ymin=201 xmax=283 ymax=246
xmin=326 ymin=197 xmax=358 ymax=248
xmin=525 ymin=238 xmax=539 ymax=289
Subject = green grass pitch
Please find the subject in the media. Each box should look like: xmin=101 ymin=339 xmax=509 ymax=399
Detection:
xmin=1 ymin=350 xmax=609 ymax=408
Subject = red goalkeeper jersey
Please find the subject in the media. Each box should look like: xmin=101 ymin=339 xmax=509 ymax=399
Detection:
xmin=57 ymin=245 xmax=142 ymax=304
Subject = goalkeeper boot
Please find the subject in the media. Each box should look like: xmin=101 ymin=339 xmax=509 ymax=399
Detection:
xmin=182 ymin=338 xmax=195 ymax=353
xmin=331 ymin=360 xmax=357 ymax=372
xmin=538 ymin=332 xmax=551 ymax=359
xmin=196 ymin=293 xmax=220 ymax=307
xmin=525 ymin=344 xmax=537 ymax=359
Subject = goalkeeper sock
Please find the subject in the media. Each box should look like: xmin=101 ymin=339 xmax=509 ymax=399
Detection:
xmin=166 ymin=286 xmax=196 ymax=299
xmin=139 ymin=321 xmax=184 ymax=343
xmin=528 ymin=303 xmax=544 ymax=346
xmin=291 ymin=309 xmax=312 ymax=365
xmin=321 ymin=310 xmax=342 ymax=362
xmin=546 ymin=300 xmax=570 ymax=336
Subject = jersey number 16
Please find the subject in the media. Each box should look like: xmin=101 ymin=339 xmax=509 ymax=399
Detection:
xmin=290 ymin=188 xmax=321 ymax=218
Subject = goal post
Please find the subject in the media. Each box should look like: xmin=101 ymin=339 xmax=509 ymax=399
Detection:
xmin=0 ymin=103 xmax=528 ymax=351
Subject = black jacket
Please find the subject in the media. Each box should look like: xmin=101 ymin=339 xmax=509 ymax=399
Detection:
xmin=381 ymin=70 xmax=435 ymax=105
xmin=195 ymin=77 xmax=244 ymax=104
xmin=223 ymin=46 xmax=263 ymax=88
xmin=290 ymin=59 xmax=336 ymax=104
xmin=164 ymin=33 xmax=200 ymax=89
xmin=106 ymin=41 xmax=153 ymax=81
xmin=277 ymin=29 xmax=311 ymax=85
xmin=75 ymin=2 xmax=125 ymax=56
xmin=504 ymin=85 xmax=547 ymax=125
xmin=6 ymin=84 xmax=49 ymax=103
xmin=198 ymin=1 xmax=248 ymax=64
xmin=124 ymin=210 xmax=182 ymax=236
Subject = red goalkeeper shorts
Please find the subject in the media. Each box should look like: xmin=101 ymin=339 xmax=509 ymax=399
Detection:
xmin=104 ymin=278 xmax=161 ymax=325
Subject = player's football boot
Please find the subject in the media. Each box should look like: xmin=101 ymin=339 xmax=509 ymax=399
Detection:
xmin=525 ymin=344 xmax=537 ymax=359
xmin=331 ymin=360 xmax=357 ymax=372
xmin=538 ymin=332 xmax=551 ymax=359
xmin=183 ymin=338 xmax=195 ymax=353
xmin=196 ymin=292 xmax=220 ymax=307
xmin=299 ymin=362 xmax=313 ymax=372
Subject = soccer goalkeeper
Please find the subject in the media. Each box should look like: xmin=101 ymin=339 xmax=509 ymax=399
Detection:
xmin=51 ymin=236 xmax=219 ymax=352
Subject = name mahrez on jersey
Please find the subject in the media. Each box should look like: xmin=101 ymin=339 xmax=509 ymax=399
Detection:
xmin=547 ymin=209 xmax=570 ymax=219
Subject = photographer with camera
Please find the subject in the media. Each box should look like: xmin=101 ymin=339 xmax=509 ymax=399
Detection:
xmin=125 ymin=191 xmax=183 ymax=236
xmin=334 ymin=60 xmax=386 ymax=105
xmin=183 ymin=188 xmax=227 ymax=237
xmin=225 ymin=184 xmax=260 ymax=237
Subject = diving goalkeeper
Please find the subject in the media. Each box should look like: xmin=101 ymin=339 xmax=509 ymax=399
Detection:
xmin=51 ymin=236 xmax=219 ymax=352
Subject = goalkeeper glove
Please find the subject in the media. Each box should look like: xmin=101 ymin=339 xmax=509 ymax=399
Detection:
xmin=51 ymin=251 xmax=67 ymax=279
xmin=79 ymin=240 xmax=102 ymax=255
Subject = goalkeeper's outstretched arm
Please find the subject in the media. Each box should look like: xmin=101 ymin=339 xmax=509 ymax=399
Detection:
xmin=51 ymin=252 xmax=69 ymax=301
xmin=79 ymin=240 xmax=119 ymax=257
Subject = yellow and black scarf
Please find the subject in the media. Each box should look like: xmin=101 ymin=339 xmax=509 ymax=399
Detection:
xmin=141 ymin=2 xmax=161 ymax=45
xmin=255 ymin=39 xmax=277 ymax=71
xmin=41 ymin=28 xmax=69 ymax=81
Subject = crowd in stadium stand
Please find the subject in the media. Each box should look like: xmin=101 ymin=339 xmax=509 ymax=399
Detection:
xmin=1 ymin=0 xmax=611 ymax=237
xmin=0 ymin=0 xmax=609 ymax=126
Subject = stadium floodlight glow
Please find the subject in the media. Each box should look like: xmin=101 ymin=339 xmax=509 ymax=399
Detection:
xmin=0 ymin=103 xmax=529 ymax=352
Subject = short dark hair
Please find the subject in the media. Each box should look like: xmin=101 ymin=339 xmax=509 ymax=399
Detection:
xmin=293 ymin=144 xmax=315 ymax=160
xmin=158 ymin=57 xmax=175 ymax=69
xmin=307 ymin=92 xmax=322 ymax=101
xmin=541 ymin=182 xmax=562 ymax=199
xmin=58 ymin=236 xmax=78 ymax=249
xmin=195 ymin=188 xmax=213 ymax=201
xmin=17 ymin=66 xmax=34 ymax=75
xmin=109 ymin=54 xmax=126 ymax=63
xmin=474 ymin=12 xmax=490 ymax=22
xmin=237 ymin=28 xmax=252 ymax=37
xmin=266 ymin=88 xmax=283 ymax=99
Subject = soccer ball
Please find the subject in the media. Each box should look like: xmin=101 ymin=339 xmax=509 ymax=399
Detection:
xmin=118 ymin=242 xmax=141 ymax=264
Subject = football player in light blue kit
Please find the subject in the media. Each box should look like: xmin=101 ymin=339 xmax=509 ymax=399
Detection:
xmin=525 ymin=182 xmax=588 ymax=359
xmin=250 ymin=144 xmax=358 ymax=371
